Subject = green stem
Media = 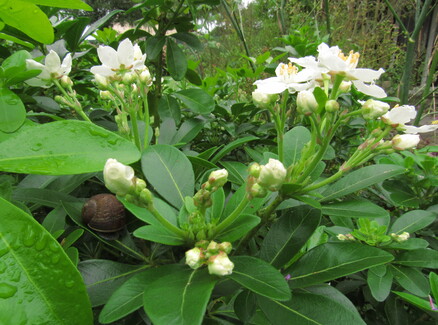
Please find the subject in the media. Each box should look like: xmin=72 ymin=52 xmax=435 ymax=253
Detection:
xmin=129 ymin=109 xmax=142 ymax=150
xmin=214 ymin=196 xmax=250 ymax=235
xmin=302 ymin=169 xmax=344 ymax=192
xmin=142 ymin=86 xmax=150 ymax=149
xmin=53 ymin=80 xmax=91 ymax=122
xmin=148 ymin=205 xmax=187 ymax=238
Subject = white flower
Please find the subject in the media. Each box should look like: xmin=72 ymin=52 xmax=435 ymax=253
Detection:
xmin=289 ymin=43 xmax=387 ymax=98
xmin=253 ymin=62 xmax=316 ymax=94
xmin=208 ymin=252 xmax=234 ymax=276
xmin=257 ymin=158 xmax=287 ymax=191
xmin=185 ymin=247 xmax=203 ymax=269
xmin=103 ymin=158 xmax=135 ymax=196
xmin=297 ymin=90 xmax=318 ymax=115
xmin=90 ymin=39 xmax=147 ymax=79
xmin=252 ymin=90 xmax=278 ymax=108
xmin=403 ymin=124 xmax=438 ymax=134
xmin=26 ymin=50 xmax=72 ymax=88
xmin=382 ymin=105 xmax=416 ymax=126
xmin=391 ymin=134 xmax=420 ymax=150
xmin=208 ymin=169 xmax=228 ymax=188
xmin=361 ymin=99 xmax=390 ymax=119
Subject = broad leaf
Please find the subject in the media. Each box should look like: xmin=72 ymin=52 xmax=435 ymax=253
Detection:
xmin=390 ymin=265 xmax=429 ymax=297
xmin=394 ymin=249 xmax=438 ymax=268
xmin=0 ymin=196 xmax=92 ymax=324
xmin=322 ymin=199 xmax=389 ymax=218
xmin=228 ymin=256 xmax=291 ymax=301
xmin=23 ymin=0 xmax=92 ymax=10
xmin=0 ymin=88 xmax=25 ymax=132
xmin=367 ymin=265 xmax=393 ymax=302
xmin=173 ymin=89 xmax=215 ymax=115
xmin=143 ymin=267 xmax=217 ymax=325
xmin=166 ymin=38 xmax=187 ymax=81
xmin=0 ymin=120 xmax=140 ymax=175
xmin=134 ymin=225 xmax=185 ymax=245
xmin=158 ymin=94 xmax=181 ymax=125
xmin=258 ymin=285 xmax=366 ymax=325
xmin=215 ymin=214 xmax=260 ymax=242
xmin=260 ymin=205 xmax=321 ymax=268
xmin=234 ymin=290 xmax=256 ymax=323
xmin=141 ymin=144 xmax=194 ymax=208
xmin=320 ymin=165 xmax=406 ymax=202
xmin=283 ymin=126 xmax=311 ymax=167
xmin=285 ymin=242 xmax=394 ymax=288
xmin=146 ymin=36 xmax=166 ymax=60
xmin=393 ymin=291 xmax=438 ymax=313
xmin=389 ymin=210 xmax=436 ymax=234
xmin=211 ymin=136 xmax=258 ymax=164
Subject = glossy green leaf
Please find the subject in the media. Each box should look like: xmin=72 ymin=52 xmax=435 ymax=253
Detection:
xmin=0 ymin=196 xmax=92 ymax=324
xmin=171 ymin=118 xmax=204 ymax=144
xmin=0 ymin=120 xmax=140 ymax=175
xmin=389 ymin=210 xmax=436 ymax=234
xmin=384 ymin=238 xmax=429 ymax=250
xmin=0 ymin=88 xmax=25 ymax=133
xmin=390 ymin=265 xmax=429 ymax=297
xmin=0 ymin=0 xmax=54 ymax=44
xmin=382 ymin=180 xmax=420 ymax=208
xmin=431 ymin=272 xmax=438 ymax=302
xmin=134 ymin=225 xmax=185 ymax=245
xmin=211 ymin=136 xmax=258 ymax=164
xmin=258 ymin=285 xmax=366 ymax=325
xmin=392 ymin=291 xmax=438 ymax=313
xmin=158 ymin=94 xmax=181 ymax=125
xmin=143 ymin=267 xmax=217 ymax=325
xmin=283 ymin=126 xmax=311 ymax=167
xmin=322 ymin=199 xmax=389 ymax=218
xmin=23 ymin=0 xmax=92 ymax=10
xmin=166 ymin=38 xmax=187 ymax=80
xmin=260 ymin=205 xmax=321 ymax=268
xmin=171 ymin=32 xmax=202 ymax=50
xmin=228 ymin=256 xmax=291 ymax=301
xmin=320 ymin=165 xmax=406 ymax=202
xmin=234 ymin=290 xmax=256 ymax=322
xmin=367 ymin=265 xmax=393 ymax=302
xmin=220 ymin=161 xmax=248 ymax=185
xmin=210 ymin=188 xmax=225 ymax=223
xmin=394 ymin=249 xmax=438 ymax=268
xmin=80 ymin=9 xmax=122 ymax=42
xmin=146 ymin=36 xmax=166 ymax=60
xmin=99 ymin=265 xmax=182 ymax=324
xmin=12 ymin=188 xmax=81 ymax=208
xmin=78 ymin=259 xmax=147 ymax=307
xmin=216 ymin=214 xmax=260 ymax=242
xmin=141 ymin=144 xmax=194 ymax=208
xmin=285 ymin=242 xmax=394 ymax=288
xmin=173 ymin=89 xmax=215 ymax=115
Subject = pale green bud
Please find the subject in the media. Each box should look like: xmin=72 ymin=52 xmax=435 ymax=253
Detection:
xmin=218 ymin=242 xmax=232 ymax=254
xmin=297 ymin=90 xmax=318 ymax=116
xmin=208 ymin=169 xmax=228 ymax=188
xmin=139 ymin=68 xmax=153 ymax=86
xmin=339 ymin=81 xmax=352 ymax=93
xmin=257 ymin=159 xmax=287 ymax=191
xmin=361 ymin=99 xmax=390 ymax=120
xmin=139 ymin=188 xmax=154 ymax=206
xmin=208 ymin=252 xmax=234 ymax=276
xmin=94 ymin=74 xmax=108 ymax=88
xmin=100 ymin=90 xmax=112 ymax=100
xmin=325 ymin=100 xmax=339 ymax=112
xmin=248 ymin=163 xmax=261 ymax=178
xmin=103 ymin=159 xmax=135 ymax=196
xmin=60 ymin=75 xmax=73 ymax=87
xmin=185 ymin=247 xmax=204 ymax=269
xmin=252 ymin=90 xmax=278 ymax=109
xmin=249 ymin=183 xmax=268 ymax=198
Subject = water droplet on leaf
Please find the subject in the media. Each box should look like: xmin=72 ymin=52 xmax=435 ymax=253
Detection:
xmin=0 ymin=283 xmax=17 ymax=298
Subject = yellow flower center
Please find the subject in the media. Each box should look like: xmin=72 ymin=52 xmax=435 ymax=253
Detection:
xmin=277 ymin=63 xmax=299 ymax=82
xmin=338 ymin=50 xmax=360 ymax=69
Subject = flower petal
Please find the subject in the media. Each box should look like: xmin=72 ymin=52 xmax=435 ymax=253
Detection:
xmin=117 ymin=39 xmax=134 ymax=67
xmin=352 ymin=80 xmax=387 ymax=98
xmin=90 ymin=65 xmax=115 ymax=77
xmin=60 ymin=53 xmax=72 ymax=76
xmin=349 ymin=68 xmax=385 ymax=82
xmin=403 ymin=124 xmax=438 ymax=134
xmin=45 ymin=50 xmax=61 ymax=74
xmin=97 ymin=45 xmax=119 ymax=69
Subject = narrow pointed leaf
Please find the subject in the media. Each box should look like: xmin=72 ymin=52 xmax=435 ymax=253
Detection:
xmin=389 ymin=210 xmax=436 ymax=234
xmin=394 ymin=249 xmax=438 ymax=268
xmin=322 ymin=199 xmax=389 ymax=218
xmin=390 ymin=265 xmax=429 ymax=297
xmin=173 ymin=89 xmax=215 ymax=115
xmin=0 ymin=196 xmax=92 ymax=324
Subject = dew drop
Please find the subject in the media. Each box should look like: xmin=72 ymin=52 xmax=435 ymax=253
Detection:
xmin=10 ymin=270 xmax=21 ymax=282
xmin=51 ymin=254 xmax=60 ymax=265
xmin=49 ymin=242 xmax=58 ymax=252
xmin=0 ymin=283 xmax=17 ymax=298
xmin=34 ymin=236 xmax=47 ymax=251
xmin=22 ymin=228 xmax=37 ymax=247
xmin=65 ymin=280 xmax=75 ymax=288
xmin=5 ymin=98 xmax=19 ymax=105
xmin=30 ymin=143 xmax=43 ymax=152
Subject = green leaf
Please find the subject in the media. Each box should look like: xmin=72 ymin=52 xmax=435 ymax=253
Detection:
xmin=258 ymin=285 xmax=366 ymax=325
xmin=146 ymin=36 xmax=166 ymax=60
xmin=63 ymin=17 xmax=91 ymax=52
xmin=392 ymin=291 xmax=438 ymax=313
xmin=390 ymin=265 xmax=429 ymax=297
xmin=158 ymin=94 xmax=181 ymax=125
xmin=141 ymin=144 xmax=194 ymax=208
xmin=431 ymin=272 xmax=438 ymax=302
xmin=234 ymin=290 xmax=256 ymax=322
xmin=99 ymin=265 xmax=182 ymax=324
xmin=143 ymin=267 xmax=217 ymax=325
xmin=0 ymin=120 xmax=140 ymax=175
xmin=384 ymin=238 xmax=430 ymax=250
xmin=367 ymin=265 xmax=393 ymax=302
xmin=23 ymin=0 xmax=92 ymax=10
xmin=322 ymin=199 xmax=389 ymax=218
xmin=0 ymin=0 xmax=54 ymax=44
xmin=210 ymin=188 xmax=225 ymax=223
xmin=211 ymin=136 xmax=258 ymax=164
xmin=382 ymin=180 xmax=420 ymax=208
xmin=285 ymin=242 xmax=394 ymax=288
xmin=0 ymin=88 xmax=25 ymax=132
xmin=171 ymin=118 xmax=204 ymax=144
xmin=313 ymin=87 xmax=328 ymax=110
xmin=134 ymin=225 xmax=185 ymax=245
xmin=80 ymin=9 xmax=123 ymax=42
xmin=171 ymin=32 xmax=202 ymax=50
xmin=389 ymin=210 xmax=436 ymax=234
xmin=216 ymin=214 xmax=260 ymax=242
xmin=166 ymin=38 xmax=187 ymax=80
xmin=173 ymin=89 xmax=215 ymax=115
xmin=260 ymin=205 xmax=321 ymax=268
xmin=320 ymin=165 xmax=406 ymax=202
xmin=283 ymin=126 xmax=311 ymax=167
xmin=228 ymin=256 xmax=291 ymax=301
xmin=220 ymin=161 xmax=248 ymax=185
xmin=394 ymin=249 xmax=438 ymax=268
xmin=0 ymin=196 xmax=92 ymax=324
xmin=78 ymin=259 xmax=147 ymax=307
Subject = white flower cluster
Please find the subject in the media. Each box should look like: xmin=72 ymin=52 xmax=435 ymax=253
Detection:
xmin=185 ymin=241 xmax=234 ymax=276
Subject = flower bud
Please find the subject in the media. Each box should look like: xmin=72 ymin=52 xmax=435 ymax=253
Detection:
xmin=391 ymin=134 xmax=420 ymax=150
xmin=139 ymin=68 xmax=153 ymax=86
xmin=398 ymin=232 xmax=410 ymax=242
xmin=248 ymin=163 xmax=261 ymax=178
xmin=94 ymin=74 xmax=108 ymax=88
xmin=208 ymin=252 xmax=234 ymax=276
xmin=218 ymin=242 xmax=232 ymax=254
xmin=325 ymin=99 xmax=339 ymax=112
xmin=208 ymin=169 xmax=228 ymax=188
xmin=185 ymin=247 xmax=204 ymax=269
xmin=99 ymin=90 xmax=112 ymax=100
xmin=252 ymin=90 xmax=278 ymax=109
xmin=122 ymin=72 xmax=136 ymax=84
xmin=337 ymin=234 xmax=347 ymax=241
xmin=139 ymin=188 xmax=154 ymax=206
xmin=361 ymin=99 xmax=390 ymax=120
xmin=249 ymin=183 xmax=268 ymax=198
xmin=60 ymin=75 xmax=73 ymax=87
xmin=296 ymin=90 xmax=318 ymax=115
xmin=339 ymin=81 xmax=352 ymax=93
xmin=134 ymin=178 xmax=146 ymax=193
xmin=257 ymin=158 xmax=287 ymax=191
xmin=103 ymin=159 xmax=135 ymax=196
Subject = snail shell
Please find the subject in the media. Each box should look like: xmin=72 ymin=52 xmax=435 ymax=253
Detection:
xmin=82 ymin=194 xmax=126 ymax=233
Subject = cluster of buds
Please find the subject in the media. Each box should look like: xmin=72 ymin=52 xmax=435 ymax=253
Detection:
xmin=248 ymin=159 xmax=287 ymax=196
xmin=193 ymin=169 xmax=228 ymax=209
xmin=103 ymin=158 xmax=153 ymax=207
xmin=337 ymin=233 xmax=356 ymax=241
xmin=185 ymin=241 xmax=234 ymax=276
xmin=390 ymin=232 xmax=410 ymax=242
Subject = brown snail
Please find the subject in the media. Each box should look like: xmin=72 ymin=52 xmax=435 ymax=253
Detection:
xmin=82 ymin=194 xmax=126 ymax=234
